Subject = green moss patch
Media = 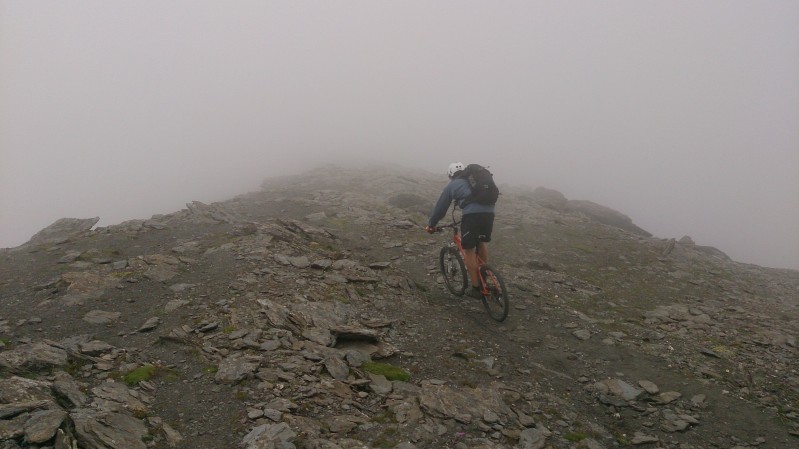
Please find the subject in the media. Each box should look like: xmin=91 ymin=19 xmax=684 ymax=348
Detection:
xmin=123 ymin=365 xmax=156 ymax=385
xmin=122 ymin=364 xmax=179 ymax=386
xmin=362 ymin=362 xmax=410 ymax=382
xmin=564 ymin=432 xmax=588 ymax=442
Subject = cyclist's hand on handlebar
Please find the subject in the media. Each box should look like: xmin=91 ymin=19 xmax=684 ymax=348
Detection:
xmin=424 ymin=225 xmax=438 ymax=234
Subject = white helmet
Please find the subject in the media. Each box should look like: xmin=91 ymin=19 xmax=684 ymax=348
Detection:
xmin=447 ymin=162 xmax=465 ymax=177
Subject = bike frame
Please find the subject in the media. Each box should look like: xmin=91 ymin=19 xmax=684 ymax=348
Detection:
xmin=435 ymin=206 xmax=509 ymax=321
xmin=442 ymin=209 xmax=489 ymax=292
xmin=449 ymin=223 xmax=487 ymax=265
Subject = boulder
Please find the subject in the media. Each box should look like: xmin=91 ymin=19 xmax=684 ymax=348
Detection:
xmin=25 ymin=217 xmax=99 ymax=246
xmin=71 ymin=409 xmax=148 ymax=449
xmin=242 ymin=422 xmax=297 ymax=449
xmin=82 ymin=310 xmax=122 ymax=325
xmin=419 ymin=383 xmax=514 ymax=424
xmin=24 ymin=408 xmax=68 ymax=444
xmin=0 ymin=342 xmax=68 ymax=372
xmin=215 ymin=356 xmax=259 ymax=384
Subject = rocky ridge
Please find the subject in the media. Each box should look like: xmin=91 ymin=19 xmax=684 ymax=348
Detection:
xmin=0 ymin=165 xmax=797 ymax=449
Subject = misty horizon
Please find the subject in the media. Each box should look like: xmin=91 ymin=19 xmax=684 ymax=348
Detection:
xmin=2 ymin=160 xmax=796 ymax=272
xmin=2 ymin=2 xmax=798 ymax=270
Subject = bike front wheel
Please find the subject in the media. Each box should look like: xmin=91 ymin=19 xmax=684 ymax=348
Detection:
xmin=439 ymin=246 xmax=468 ymax=296
xmin=479 ymin=265 xmax=509 ymax=322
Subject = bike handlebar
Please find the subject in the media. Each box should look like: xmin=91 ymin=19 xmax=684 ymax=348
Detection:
xmin=425 ymin=222 xmax=461 ymax=233
xmin=425 ymin=205 xmax=462 ymax=233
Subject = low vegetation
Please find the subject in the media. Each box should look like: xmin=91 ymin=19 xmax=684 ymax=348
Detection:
xmin=123 ymin=365 xmax=157 ymax=386
xmin=123 ymin=364 xmax=178 ymax=385
xmin=362 ymin=362 xmax=411 ymax=382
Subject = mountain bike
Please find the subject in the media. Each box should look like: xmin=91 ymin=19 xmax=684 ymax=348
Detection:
xmin=432 ymin=209 xmax=509 ymax=322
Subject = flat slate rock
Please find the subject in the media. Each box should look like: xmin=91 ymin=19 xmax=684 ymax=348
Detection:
xmin=242 ymin=422 xmax=297 ymax=449
xmin=0 ymin=343 xmax=68 ymax=371
xmin=137 ymin=317 xmax=161 ymax=332
xmin=0 ymin=376 xmax=54 ymax=404
xmin=79 ymin=340 xmax=114 ymax=356
xmin=52 ymin=372 xmax=88 ymax=407
xmin=71 ymin=409 xmax=147 ymax=449
xmin=82 ymin=310 xmax=122 ymax=325
xmin=26 ymin=217 xmax=99 ymax=246
xmin=215 ymin=356 xmax=259 ymax=384
xmin=323 ymin=356 xmax=350 ymax=381
xmin=595 ymin=379 xmax=643 ymax=401
xmin=24 ymin=408 xmax=67 ymax=444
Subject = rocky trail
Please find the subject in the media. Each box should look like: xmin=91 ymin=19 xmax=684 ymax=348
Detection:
xmin=1 ymin=166 xmax=797 ymax=449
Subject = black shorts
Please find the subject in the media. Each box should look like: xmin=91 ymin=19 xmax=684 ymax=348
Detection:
xmin=461 ymin=213 xmax=494 ymax=250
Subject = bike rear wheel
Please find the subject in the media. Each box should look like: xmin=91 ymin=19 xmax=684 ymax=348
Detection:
xmin=479 ymin=265 xmax=509 ymax=321
xmin=439 ymin=246 xmax=467 ymax=296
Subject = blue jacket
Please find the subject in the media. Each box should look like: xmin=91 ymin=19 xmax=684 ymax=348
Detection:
xmin=428 ymin=178 xmax=495 ymax=227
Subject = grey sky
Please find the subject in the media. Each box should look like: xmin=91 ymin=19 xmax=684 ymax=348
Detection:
xmin=2 ymin=1 xmax=798 ymax=269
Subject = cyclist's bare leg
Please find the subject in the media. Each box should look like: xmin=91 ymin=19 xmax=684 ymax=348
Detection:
xmin=463 ymin=249 xmax=480 ymax=288
xmin=477 ymin=242 xmax=489 ymax=264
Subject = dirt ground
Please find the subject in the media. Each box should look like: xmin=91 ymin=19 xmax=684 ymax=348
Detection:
xmin=1 ymin=169 xmax=797 ymax=449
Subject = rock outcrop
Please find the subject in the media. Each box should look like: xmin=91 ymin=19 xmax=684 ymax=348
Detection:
xmin=23 ymin=217 xmax=100 ymax=247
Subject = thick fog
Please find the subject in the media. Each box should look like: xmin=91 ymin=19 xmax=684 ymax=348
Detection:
xmin=2 ymin=1 xmax=798 ymax=270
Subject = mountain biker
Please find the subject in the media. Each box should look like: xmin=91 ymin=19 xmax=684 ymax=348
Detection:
xmin=425 ymin=162 xmax=496 ymax=299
